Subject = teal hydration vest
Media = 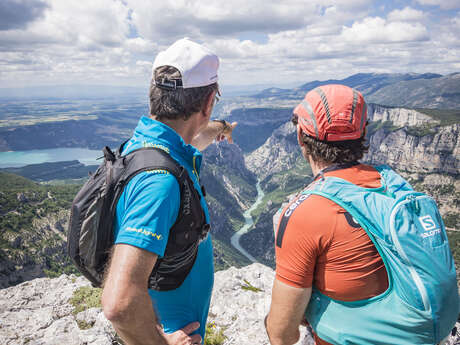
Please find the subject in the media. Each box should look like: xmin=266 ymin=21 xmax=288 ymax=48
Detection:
xmin=303 ymin=165 xmax=459 ymax=345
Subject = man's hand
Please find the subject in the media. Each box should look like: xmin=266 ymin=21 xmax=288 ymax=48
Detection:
xmin=265 ymin=278 xmax=312 ymax=345
xmin=158 ymin=322 xmax=202 ymax=345
xmin=192 ymin=120 xmax=237 ymax=151
xmin=216 ymin=121 xmax=237 ymax=144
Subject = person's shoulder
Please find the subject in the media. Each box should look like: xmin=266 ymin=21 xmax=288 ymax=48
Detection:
xmin=124 ymin=170 xmax=180 ymax=200
xmin=276 ymin=192 xmax=339 ymax=240
xmin=288 ymin=192 xmax=339 ymax=219
xmin=326 ymin=163 xmax=381 ymax=188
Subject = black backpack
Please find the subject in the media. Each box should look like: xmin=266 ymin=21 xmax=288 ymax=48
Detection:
xmin=67 ymin=142 xmax=210 ymax=291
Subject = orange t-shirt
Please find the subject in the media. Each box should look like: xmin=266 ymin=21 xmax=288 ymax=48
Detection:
xmin=274 ymin=164 xmax=389 ymax=345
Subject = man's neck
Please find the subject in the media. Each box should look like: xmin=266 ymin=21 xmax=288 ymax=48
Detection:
xmin=150 ymin=114 xmax=199 ymax=145
xmin=308 ymin=156 xmax=332 ymax=177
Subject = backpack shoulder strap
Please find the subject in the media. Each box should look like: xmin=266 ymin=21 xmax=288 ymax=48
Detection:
xmin=109 ymin=147 xmax=194 ymax=221
xmin=121 ymin=147 xmax=186 ymax=184
xmin=374 ymin=164 xmax=414 ymax=197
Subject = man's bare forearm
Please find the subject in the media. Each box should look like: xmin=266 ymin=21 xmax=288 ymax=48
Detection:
xmin=106 ymin=287 xmax=167 ymax=345
xmin=102 ymin=245 xmax=167 ymax=345
xmin=265 ymin=279 xmax=311 ymax=345
xmin=192 ymin=120 xmax=226 ymax=151
xmin=265 ymin=314 xmax=300 ymax=345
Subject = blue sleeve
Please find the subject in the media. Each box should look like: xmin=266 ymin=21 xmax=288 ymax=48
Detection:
xmin=114 ymin=171 xmax=180 ymax=257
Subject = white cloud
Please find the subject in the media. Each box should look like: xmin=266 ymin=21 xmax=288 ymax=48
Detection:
xmin=0 ymin=0 xmax=459 ymax=88
xmin=126 ymin=0 xmax=373 ymax=42
xmin=126 ymin=0 xmax=316 ymax=41
xmin=341 ymin=17 xmax=429 ymax=44
xmin=388 ymin=7 xmax=425 ymax=22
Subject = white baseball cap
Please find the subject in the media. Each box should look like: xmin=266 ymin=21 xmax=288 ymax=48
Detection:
xmin=152 ymin=38 xmax=219 ymax=89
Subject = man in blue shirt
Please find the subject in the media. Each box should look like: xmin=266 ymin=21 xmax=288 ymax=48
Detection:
xmin=101 ymin=38 xmax=236 ymax=345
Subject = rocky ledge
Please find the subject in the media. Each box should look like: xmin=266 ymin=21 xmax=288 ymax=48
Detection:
xmin=0 ymin=263 xmax=458 ymax=345
xmin=0 ymin=264 xmax=310 ymax=345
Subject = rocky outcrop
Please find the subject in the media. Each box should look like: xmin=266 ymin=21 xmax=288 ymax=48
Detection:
xmin=365 ymin=124 xmax=460 ymax=174
xmin=209 ymin=263 xmax=311 ymax=345
xmin=0 ymin=275 xmax=115 ymax=345
xmin=0 ymin=210 xmax=71 ymax=289
xmin=1 ymin=264 xmax=458 ymax=345
xmin=246 ymin=105 xmax=459 ymax=178
xmin=0 ymin=264 xmax=312 ymax=345
xmin=202 ymin=141 xmax=257 ymax=243
xmin=368 ymin=104 xmax=439 ymax=127
xmin=245 ymin=122 xmax=300 ymax=180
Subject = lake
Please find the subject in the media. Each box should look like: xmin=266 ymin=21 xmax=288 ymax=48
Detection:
xmin=0 ymin=148 xmax=102 ymax=168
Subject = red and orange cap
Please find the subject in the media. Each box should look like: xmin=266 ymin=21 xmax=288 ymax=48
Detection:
xmin=293 ymin=84 xmax=367 ymax=142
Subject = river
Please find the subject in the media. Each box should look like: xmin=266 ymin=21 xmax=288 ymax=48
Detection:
xmin=230 ymin=181 xmax=265 ymax=263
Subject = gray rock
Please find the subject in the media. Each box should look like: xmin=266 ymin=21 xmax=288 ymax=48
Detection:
xmin=0 ymin=275 xmax=117 ymax=345
xmin=0 ymin=266 xmax=458 ymax=344
xmin=210 ymin=263 xmax=311 ymax=345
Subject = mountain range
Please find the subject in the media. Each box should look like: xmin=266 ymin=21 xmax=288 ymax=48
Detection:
xmin=253 ymin=72 xmax=460 ymax=109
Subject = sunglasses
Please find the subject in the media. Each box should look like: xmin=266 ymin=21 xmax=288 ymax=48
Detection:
xmin=214 ymin=86 xmax=221 ymax=104
xmin=291 ymin=114 xmax=298 ymax=126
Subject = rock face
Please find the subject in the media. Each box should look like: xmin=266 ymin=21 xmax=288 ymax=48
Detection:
xmin=0 ymin=264 xmax=313 ymax=345
xmin=203 ymin=141 xmax=257 ymax=209
xmin=1 ymin=264 xmax=458 ymax=345
xmin=0 ymin=209 xmax=71 ymax=289
xmin=246 ymin=104 xmax=459 ymax=177
xmin=368 ymin=104 xmax=438 ymax=127
xmin=365 ymin=124 xmax=460 ymax=175
xmin=245 ymin=121 xmax=299 ymax=180
xmin=202 ymin=141 xmax=257 ymax=241
xmin=0 ymin=275 xmax=115 ymax=345
xmin=209 ymin=263 xmax=312 ymax=345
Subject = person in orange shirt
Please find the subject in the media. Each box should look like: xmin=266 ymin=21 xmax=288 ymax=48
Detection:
xmin=265 ymin=84 xmax=389 ymax=345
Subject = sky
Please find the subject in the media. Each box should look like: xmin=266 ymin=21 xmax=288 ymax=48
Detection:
xmin=0 ymin=0 xmax=459 ymax=90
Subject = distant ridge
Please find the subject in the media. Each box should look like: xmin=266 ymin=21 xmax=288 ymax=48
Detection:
xmin=252 ymin=72 xmax=460 ymax=109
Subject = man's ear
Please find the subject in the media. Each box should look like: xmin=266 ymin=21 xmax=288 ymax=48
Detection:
xmin=296 ymin=125 xmax=305 ymax=147
xmin=202 ymin=90 xmax=215 ymax=119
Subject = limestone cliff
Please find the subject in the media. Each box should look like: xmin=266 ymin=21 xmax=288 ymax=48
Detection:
xmin=365 ymin=123 xmax=459 ymax=175
xmin=367 ymin=103 xmax=439 ymax=127
xmin=0 ymin=207 xmax=76 ymax=289
xmin=245 ymin=121 xmax=299 ymax=180
xmin=245 ymin=104 xmax=459 ymax=177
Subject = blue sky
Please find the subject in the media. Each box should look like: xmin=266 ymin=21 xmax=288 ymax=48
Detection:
xmin=0 ymin=0 xmax=459 ymax=89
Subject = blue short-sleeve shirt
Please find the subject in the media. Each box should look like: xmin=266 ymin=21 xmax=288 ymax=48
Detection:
xmin=113 ymin=116 xmax=214 ymax=341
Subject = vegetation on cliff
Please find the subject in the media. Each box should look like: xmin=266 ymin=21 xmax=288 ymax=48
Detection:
xmin=0 ymin=172 xmax=80 ymax=287
xmin=0 ymin=160 xmax=255 ymax=287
